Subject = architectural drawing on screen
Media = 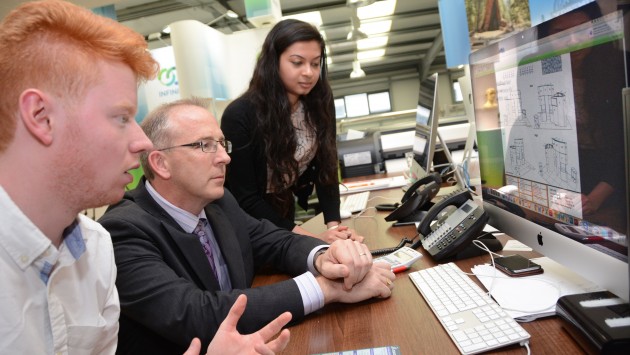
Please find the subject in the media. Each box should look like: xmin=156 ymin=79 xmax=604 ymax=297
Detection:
xmin=541 ymin=137 xmax=578 ymax=189
xmin=498 ymin=88 xmax=530 ymax=127
xmin=505 ymin=135 xmax=579 ymax=191
xmin=533 ymin=84 xmax=571 ymax=130
xmin=499 ymin=84 xmax=571 ymax=130
xmin=507 ymin=138 xmax=535 ymax=176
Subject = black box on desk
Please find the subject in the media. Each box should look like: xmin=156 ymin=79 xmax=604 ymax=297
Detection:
xmin=556 ymin=291 xmax=630 ymax=355
xmin=337 ymin=131 xmax=384 ymax=178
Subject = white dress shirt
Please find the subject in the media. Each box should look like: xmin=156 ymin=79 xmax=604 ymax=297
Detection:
xmin=0 ymin=186 xmax=119 ymax=355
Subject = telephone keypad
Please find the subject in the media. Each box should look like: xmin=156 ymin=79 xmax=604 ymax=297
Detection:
xmin=422 ymin=199 xmax=488 ymax=259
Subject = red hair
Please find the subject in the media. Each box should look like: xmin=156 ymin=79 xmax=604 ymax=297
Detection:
xmin=0 ymin=0 xmax=158 ymax=152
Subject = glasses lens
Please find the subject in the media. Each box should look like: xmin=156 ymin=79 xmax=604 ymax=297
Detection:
xmin=200 ymin=141 xmax=211 ymax=153
xmin=212 ymin=140 xmax=231 ymax=153
xmin=199 ymin=140 xmax=232 ymax=153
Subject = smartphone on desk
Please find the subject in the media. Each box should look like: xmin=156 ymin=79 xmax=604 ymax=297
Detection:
xmin=494 ymin=255 xmax=543 ymax=277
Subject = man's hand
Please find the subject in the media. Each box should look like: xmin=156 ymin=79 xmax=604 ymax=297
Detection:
xmin=315 ymin=239 xmax=372 ymax=290
xmin=317 ymin=262 xmax=395 ymax=304
xmin=183 ymin=294 xmax=292 ymax=355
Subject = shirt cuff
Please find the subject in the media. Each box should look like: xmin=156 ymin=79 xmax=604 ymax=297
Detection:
xmin=307 ymin=245 xmax=328 ymax=275
xmin=294 ymin=272 xmax=325 ymax=315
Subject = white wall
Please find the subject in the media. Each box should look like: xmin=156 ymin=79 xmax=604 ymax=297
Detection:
xmin=390 ymin=77 xmax=420 ymax=111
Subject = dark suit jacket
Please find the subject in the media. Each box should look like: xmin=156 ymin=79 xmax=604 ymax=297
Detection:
xmin=98 ymin=180 xmax=326 ymax=354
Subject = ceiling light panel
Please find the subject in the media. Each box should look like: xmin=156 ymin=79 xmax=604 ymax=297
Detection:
xmin=282 ymin=11 xmax=323 ymax=28
xmin=357 ymin=49 xmax=385 ymax=60
xmin=357 ymin=0 xmax=396 ymax=19
xmin=359 ymin=20 xmax=392 ymax=36
xmin=357 ymin=36 xmax=388 ymax=50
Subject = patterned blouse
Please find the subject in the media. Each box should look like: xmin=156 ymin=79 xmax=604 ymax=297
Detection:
xmin=266 ymin=101 xmax=317 ymax=192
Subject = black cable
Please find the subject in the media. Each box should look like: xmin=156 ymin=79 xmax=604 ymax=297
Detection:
xmin=370 ymin=233 xmax=421 ymax=256
xmin=370 ymin=230 xmax=503 ymax=257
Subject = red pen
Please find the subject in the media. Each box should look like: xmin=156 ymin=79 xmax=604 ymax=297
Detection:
xmin=392 ymin=265 xmax=409 ymax=273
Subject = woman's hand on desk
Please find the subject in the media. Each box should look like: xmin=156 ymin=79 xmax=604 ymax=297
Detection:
xmin=293 ymin=224 xmax=364 ymax=243
xmin=321 ymin=224 xmax=364 ymax=243
xmin=316 ymin=262 xmax=395 ymax=304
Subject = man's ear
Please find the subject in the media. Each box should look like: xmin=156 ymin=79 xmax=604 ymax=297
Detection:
xmin=18 ymin=89 xmax=54 ymax=145
xmin=148 ymin=151 xmax=172 ymax=179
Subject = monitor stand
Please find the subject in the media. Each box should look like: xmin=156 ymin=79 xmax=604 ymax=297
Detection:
xmin=435 ymin=130 xmax=465 ymax=190
xmin=453 ymin=233 xmax=503 ymax=260
xmin=402 ymin=130 xmax=466 ymax=194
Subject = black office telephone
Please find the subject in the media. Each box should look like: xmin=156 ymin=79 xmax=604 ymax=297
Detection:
xmin=414 ymin=189 xmax=489 ymax=261
xmin=384 ymin=172 xmax=442 ymax=225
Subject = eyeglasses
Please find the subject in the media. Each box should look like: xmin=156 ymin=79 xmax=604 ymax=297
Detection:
xmin=157 ymin=139 xmax=232 ymax=154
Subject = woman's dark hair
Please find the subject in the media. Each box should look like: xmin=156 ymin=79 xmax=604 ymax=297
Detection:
xmin=243 ymin=19 xmax=337 ymax=207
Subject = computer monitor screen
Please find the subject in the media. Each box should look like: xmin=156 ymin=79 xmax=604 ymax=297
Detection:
xmin=411 ymin=72 xmax=440 ymax=179
xmin=470 ymin=2 xmax=629 ymax=299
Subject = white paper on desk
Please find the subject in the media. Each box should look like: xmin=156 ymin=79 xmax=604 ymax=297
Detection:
xmin=472 ymin=257 xmax=603 ymax=322
xmin=339 ymin=175 xmax=407 ymax=195
xmin=503 ymin=240 xmax=532 ymax=252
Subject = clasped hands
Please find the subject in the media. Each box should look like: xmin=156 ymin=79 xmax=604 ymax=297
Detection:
xmin=183 ymin=240 xmax=394 ymax=355
xmin=319 ymin=224 xmax=364 ymax=243
xmin=314 ymin=239 xmax=395 ymax=303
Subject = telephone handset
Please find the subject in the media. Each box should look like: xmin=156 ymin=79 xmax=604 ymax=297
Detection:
xmin=401 ymin=172 xmax=442 ymax=203
xmin=414 ymin=189 xmax=489 ymax=261
xmin=384 ymin=172 xmax=441 ymax=223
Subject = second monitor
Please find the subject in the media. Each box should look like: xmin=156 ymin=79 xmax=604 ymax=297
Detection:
xmin=410 ymin=72 xmax=440 ymax=181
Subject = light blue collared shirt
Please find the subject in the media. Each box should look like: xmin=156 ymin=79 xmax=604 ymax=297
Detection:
xmin=36 ymin=220 xmax=86 ymax=284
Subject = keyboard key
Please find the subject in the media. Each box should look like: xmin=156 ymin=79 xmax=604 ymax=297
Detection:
xmin=340 ymin=191 xmax=370 ymax=213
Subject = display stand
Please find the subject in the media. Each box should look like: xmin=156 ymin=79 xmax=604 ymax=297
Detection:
xmin=434 ymin=130 xmax=466 ymax=193
xmin=461 ymin=120 xmax=477 ymax=173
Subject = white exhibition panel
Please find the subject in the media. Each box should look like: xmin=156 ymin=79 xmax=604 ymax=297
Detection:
xmin=169 ymin=20 xmax=271 ymax=102
xmin=170 ymin=20 xmax=229 ymax=100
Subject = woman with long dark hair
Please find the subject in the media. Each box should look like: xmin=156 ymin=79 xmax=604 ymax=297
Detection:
xmin=221 ymin=19 xmax=361 ymax=243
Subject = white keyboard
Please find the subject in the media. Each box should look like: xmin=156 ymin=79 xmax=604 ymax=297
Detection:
xmin=340 ymin=191 xmax=370 ymax=213
xmin=409 ymin=263 xmax=530 ymax=354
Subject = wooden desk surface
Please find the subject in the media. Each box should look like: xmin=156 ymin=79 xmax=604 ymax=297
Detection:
xmin=253 ymin=187 xmax=585 ymax=355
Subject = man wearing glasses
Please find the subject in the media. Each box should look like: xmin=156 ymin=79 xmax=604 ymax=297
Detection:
xmin=98 ymin=97 xmax=395 ymax=354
